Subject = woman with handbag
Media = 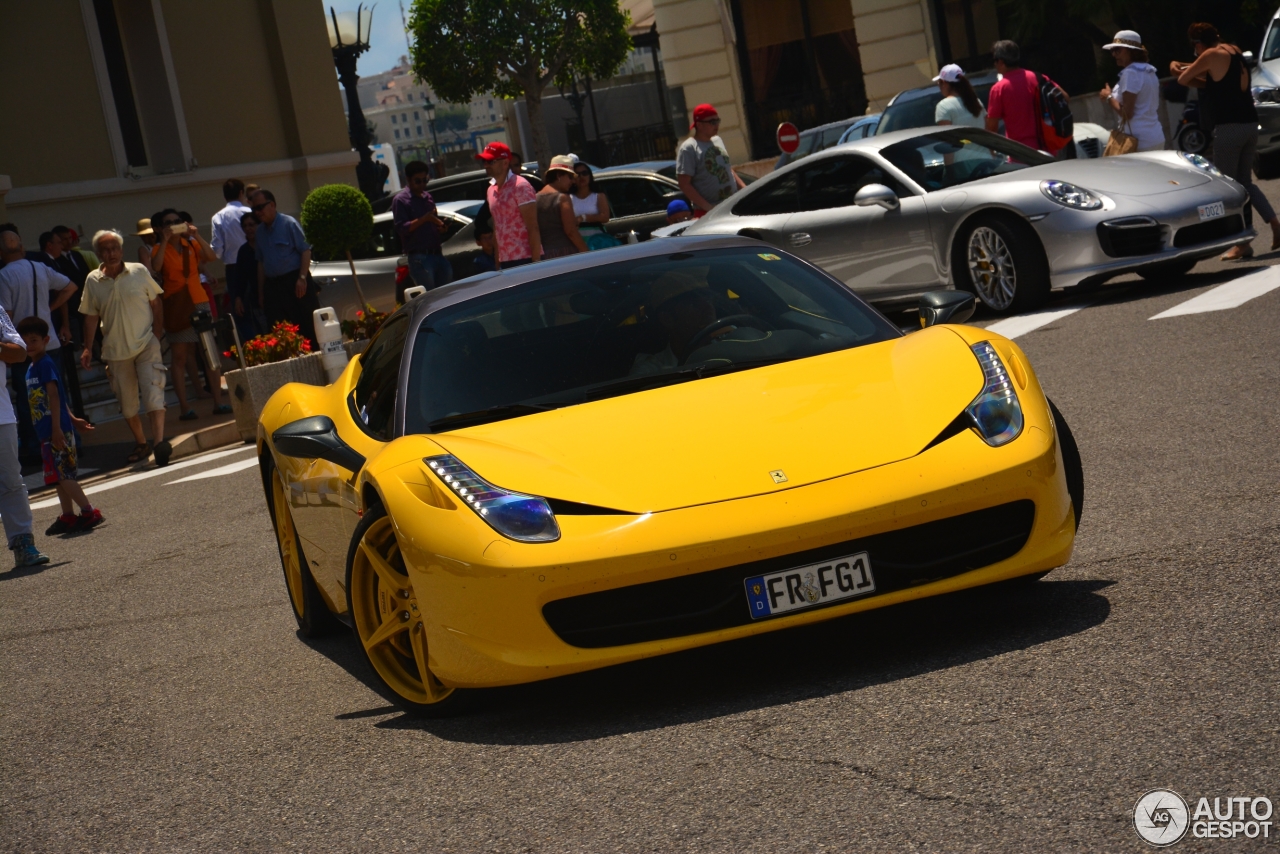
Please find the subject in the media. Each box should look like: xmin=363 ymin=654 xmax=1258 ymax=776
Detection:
xmin=1099 ymin=31 xmax=1164 ymax=154
xmin=1173 ymin=22 xmax=1280 ymax=260
xmin=149 ymin=209 xmax=231 ymax=420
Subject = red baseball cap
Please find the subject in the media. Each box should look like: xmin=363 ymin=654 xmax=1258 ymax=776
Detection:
xmin=690 ymin=103 xmax=719 ymax=128
xmin=475 ymin=141 xmax=512 ymax=162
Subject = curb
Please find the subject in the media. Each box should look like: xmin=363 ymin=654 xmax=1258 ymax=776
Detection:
xmin=168 ymin=420 xmax=246 ymax=461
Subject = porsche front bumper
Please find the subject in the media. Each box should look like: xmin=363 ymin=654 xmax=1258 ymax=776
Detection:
xmin=387 ymin=395 xmax=1076 ymax=689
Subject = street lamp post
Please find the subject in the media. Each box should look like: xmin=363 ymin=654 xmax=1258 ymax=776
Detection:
xmin=328 ymin=4 xmax=386 ymax=202
xmin=424 ymin=99 xmax=441 ymax=175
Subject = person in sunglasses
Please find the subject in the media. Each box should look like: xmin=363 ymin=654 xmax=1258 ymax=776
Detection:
xmin=676 ymin=103 xmax=745 ymax=215
xmin=249 ymin=189 xmax=321 ymax=344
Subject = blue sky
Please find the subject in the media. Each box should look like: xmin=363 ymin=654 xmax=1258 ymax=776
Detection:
xmin=329 ymin=1 xmax=416 ymax=78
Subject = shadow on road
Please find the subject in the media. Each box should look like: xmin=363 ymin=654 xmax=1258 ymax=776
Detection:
xmin=312 ymin=576 xmax=1115 ymax=743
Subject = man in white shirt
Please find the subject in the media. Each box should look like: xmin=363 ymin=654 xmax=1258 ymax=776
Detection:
xmin=0 ymin=304 xmax=50 ymax=567
xmin=211 ymin=178 xmax=251 ymax=296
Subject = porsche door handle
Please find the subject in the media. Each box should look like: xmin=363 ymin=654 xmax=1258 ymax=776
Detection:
xmin=788 ymin=232 xmax=812 ymax=247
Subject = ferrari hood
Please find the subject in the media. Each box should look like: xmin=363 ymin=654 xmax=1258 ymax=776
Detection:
xmin=427 ymin=327 xmax=984 ymax=513
xmin=1009 ymin=156 xmax=1212 ymax=197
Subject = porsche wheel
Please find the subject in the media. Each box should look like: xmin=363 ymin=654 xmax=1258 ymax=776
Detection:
xmin=346 ymin=504 xmax=471 ymax=717
xmin=960 ymin=216 xmax=1050 ymax=314
xmin=268 ymin=461 xmax=340 ymax=637
xmin=1047 ymin=398 xmax=1084 ymax=529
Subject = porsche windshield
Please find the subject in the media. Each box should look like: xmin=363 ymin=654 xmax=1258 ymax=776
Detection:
xmin=406 ymin=248 xmax=900 ymax=433
xmin=880 ymin=129 xmax=1053 ymax=192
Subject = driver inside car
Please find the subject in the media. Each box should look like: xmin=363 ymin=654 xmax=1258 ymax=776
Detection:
xmin=629 ymin=272 xmax=813 ymax=376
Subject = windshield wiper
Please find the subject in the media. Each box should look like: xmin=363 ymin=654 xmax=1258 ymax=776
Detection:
xmin=427 ymin=403 xmax=557 ymax=432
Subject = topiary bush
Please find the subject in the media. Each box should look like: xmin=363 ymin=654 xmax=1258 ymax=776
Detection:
xmin=300 ymin=183 xmax=373 ymax=307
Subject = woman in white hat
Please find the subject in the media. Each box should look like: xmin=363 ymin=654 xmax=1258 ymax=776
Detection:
xmin=933 ymin=64 xmax=987 ymax=129
xmin=1099 ymin=30 xmax=1164 ymax=152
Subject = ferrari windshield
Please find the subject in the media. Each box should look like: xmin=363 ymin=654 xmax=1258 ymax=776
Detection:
xmin=406 ymin=247 xmax=900 ymax=433
xmin=880 ymin=129 xmax=1053 ymax=192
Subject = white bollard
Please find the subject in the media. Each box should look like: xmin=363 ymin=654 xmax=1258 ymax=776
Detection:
xmin=625 ymin=230 xmax=639 ymax=244
xmin=313 ymin=307 xmax=348 ymax=383
xmin=403 ymin=285 xmax=428 ymax=301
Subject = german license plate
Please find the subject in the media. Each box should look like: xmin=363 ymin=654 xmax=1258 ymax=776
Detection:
xmin=1198 ymin=202 xmax=1225 ymax=221
xmin=745 ymin=552 xmax=875 ymax=619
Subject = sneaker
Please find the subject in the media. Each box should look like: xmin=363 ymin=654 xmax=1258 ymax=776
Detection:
xmin=76 ymin=508 xmax=105 ymax=531
xmin=10 ymin=534 xmax=50 ymax=568
xmin=154 ymin=440 xmax=172 ymax=467
xmin=45 ymin=514 xmax=77 ymax=536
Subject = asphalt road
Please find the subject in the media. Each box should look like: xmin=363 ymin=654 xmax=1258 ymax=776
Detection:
xmin=3 ymin=206 xmax=1279 ymax=852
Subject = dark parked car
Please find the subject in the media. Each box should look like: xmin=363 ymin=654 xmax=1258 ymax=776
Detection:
xmin=371 ymin=165 xmax=545 ymax=213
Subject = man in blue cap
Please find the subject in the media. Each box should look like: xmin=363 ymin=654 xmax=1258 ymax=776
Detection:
xmin=666 ymin=199 xmax=693 ymax=225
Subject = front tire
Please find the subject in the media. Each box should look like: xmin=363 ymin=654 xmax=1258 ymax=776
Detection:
xmin=1177 ymin=125 xmax=1207 ymax=155
xmin=1047 ymin=398 xmax=1084 ymax=530
xmin=346 ymin=504 xmax=472 ymax=717
xmin=957 ymin=215 xmax=1050 ymax=314
xmin=268 ymin=461 xmax=341 ymax=637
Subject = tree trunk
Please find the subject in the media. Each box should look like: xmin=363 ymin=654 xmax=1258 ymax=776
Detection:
xmin=524 ymin=88 xmax=553 ymax=172
xmin=345 ymin=249 xmax=368 ymax=311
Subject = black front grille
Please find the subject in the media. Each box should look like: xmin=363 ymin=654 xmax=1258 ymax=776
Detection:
xmin=1078 ymin=137 xmax=1101 ymax=158
xmin=1097 ymin=217 xmax=1164 ymax=257
xmin=542 ymin=501 xmax=1036 ymax=649
xmin=1173 ymin=214 xmax=1246 ymax=248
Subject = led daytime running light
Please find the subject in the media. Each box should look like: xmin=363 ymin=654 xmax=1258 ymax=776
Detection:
xmin=966 ymin=342 xmax=1024 ymax=447
xmin=425 ymin=455 xmax=560 ymax=543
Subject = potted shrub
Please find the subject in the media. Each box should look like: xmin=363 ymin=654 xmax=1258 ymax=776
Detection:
xmin=224 ymin=321 xmax=327 ymax=442
xmin=300 ymin=183 xmax=374 ymax=310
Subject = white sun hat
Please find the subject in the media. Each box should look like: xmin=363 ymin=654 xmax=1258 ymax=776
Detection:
xmin=1103 ymin=30 xmax=1144 ymax=51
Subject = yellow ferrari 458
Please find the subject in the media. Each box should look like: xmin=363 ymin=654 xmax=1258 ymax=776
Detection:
xmin=259 ymin=238 xmax=1082 ymax=716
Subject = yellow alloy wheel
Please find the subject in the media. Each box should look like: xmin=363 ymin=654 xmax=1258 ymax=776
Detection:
xmin=349 ymin=511 xmax=457 ymax=711
xmin=272 ymin=468 xmax=306 ymax=618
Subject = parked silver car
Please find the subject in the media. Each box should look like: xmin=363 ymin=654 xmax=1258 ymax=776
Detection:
xmin=1251 ymin=7 xmax=1280 ymax=177
xmin=681 ymin=126 xmax=1253 ymax=313
xmin=309 ymin=201 xmax=486 ymax=320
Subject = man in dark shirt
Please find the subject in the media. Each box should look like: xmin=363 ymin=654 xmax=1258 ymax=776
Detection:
xmin=391 ymin=160 xmax=452 ymax=295
xmin=35 ymin=232 xmax=86 ymax=418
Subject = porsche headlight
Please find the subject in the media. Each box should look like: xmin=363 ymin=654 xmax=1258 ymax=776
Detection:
xmin=1178 ymin=151 xmax=1224 ymax=178
xmin=966 ymin=342 xmax=1023 ymax=446
xmin=426 ymin=455 xmax=560 ymax=543
xmin=1039 ymin=180 xmax=1102 ymax=210
xmin=1252 ymin=86 xmax=1280 ymax=104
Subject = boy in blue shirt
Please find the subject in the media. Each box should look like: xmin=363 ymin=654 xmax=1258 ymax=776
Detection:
xmin=18 ymin=317 xmax=103 ymax=534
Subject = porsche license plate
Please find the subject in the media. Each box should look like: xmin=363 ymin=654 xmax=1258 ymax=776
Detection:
xmin=1198 ymin=202 xmax=1225 ymax=221
xmin=745 ymin=552 xmax=875 ymax=619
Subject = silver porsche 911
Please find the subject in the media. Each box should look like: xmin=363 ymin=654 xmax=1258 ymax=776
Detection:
xmin=681 ymin=127 xmax=1254 ymax=313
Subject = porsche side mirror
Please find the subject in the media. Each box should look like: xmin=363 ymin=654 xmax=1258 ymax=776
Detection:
xmin=918 ymin=291 xmax=975 ymax=327
xmin=272 ymin=415 xmax=366 ymax=472
xmin=1243 ymin=50 xmax=1257 ymax=69
xmin=854 ymin=183 xmax=899 ymax=211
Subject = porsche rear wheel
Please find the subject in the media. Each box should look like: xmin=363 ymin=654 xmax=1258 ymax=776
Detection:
xmin=346 ymin=505 xmax=470 ymax=717
xmin=960 ymin=216 xmax=1050 ymax=314
xmin=268 ymin=462 xmax=340 ymax=637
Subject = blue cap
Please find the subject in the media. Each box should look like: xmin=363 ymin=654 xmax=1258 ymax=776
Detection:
xmin=666 ymin=199 xmax=691 ymax=216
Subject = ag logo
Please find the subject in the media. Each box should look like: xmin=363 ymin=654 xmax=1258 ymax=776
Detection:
xmin=1134 ymin=789 xmax=1189 ymax=846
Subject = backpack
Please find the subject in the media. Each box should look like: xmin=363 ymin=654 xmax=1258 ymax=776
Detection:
xmin=1035 ymin=72 xmax=1074 ymax=152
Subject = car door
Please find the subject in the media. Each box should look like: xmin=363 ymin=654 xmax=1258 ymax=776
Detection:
xmin=314 ymin=217 xmax=403 ymax=319
xmin=596 ymin=175 xmax=678 ymax=239
xmin=287 ymin=313 xmax=411 ymax=611
xmin=782 ymin=154 xmax=939 ymax=301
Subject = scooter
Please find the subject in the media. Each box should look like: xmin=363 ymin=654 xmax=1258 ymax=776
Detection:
xmin=1176 ymin=99 xmax=1208 ymax=154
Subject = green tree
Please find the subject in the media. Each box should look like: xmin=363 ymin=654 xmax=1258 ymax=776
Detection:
xmin=301 ymin=184 xmax=373 ymax=310
xmin=407 ymin=0 xmax=632 ymax=169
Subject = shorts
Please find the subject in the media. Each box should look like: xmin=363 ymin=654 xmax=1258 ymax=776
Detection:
xmin=166 ymin=301 xmax=209 ymax=344
xmin=41 ymin=433 xmax=78 ymax=485
xmin=107 ymin=336 xmax=167 ymax=419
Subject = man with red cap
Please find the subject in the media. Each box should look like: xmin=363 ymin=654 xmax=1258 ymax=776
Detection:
xmin=676 ymin=104 xmax=745 ymax=215
xmin=476 ymin=142 xmax=541 ymax=268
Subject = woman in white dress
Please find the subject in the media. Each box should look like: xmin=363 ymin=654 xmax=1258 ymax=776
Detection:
xmin=570 ymin=164 xmax=615 ymax=250
xmin=933 ymin=64 xmax=987 ymax=129
xmin=1100 ymin=30 xmax=1165 ymax=152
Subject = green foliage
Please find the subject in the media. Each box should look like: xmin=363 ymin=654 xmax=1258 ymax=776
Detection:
xmin=435 ymin=105 xmax=471 ymax=132
xmin=300 ymin=184 xmax=374 ymax=263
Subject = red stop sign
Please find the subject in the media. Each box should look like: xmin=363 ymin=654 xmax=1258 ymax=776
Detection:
xmin=777 ymin=122 xmax=800 ymax=154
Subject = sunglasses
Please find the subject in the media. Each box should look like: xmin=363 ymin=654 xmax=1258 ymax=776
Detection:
xmin=699 ymin=118 xmax=721 ymax=125
xmin=250 ymin=203 xmax=270 ymax=212
xmin=574 ymin=169 xmax=590 ymax=176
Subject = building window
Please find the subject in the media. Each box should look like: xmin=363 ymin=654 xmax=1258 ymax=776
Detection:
xmin=402 ymin=113 xmax=408 ymax=123
xmin=395 ymin=129 xmax=401 ymax=139
xmin=490 ymin=113 xmax=496 ymax=122
xmin=488 ymin=99 xmax=494 ymax=108
xmin=413 ymin=111 xmax=419 ymax=120
xmin=408 ymin=93 xmax=413 ymax=101
xmin=416 ymin=126 xmax=423 ymax=136
xmin=391 ymin=114 xmax=397 ymax=124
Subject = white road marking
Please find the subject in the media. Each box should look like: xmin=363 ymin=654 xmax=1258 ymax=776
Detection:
xmin=24 ymin=468 xmax=95 ymax=491
xmin=28 ymin=445 xmax=255 ymax=510
xmin=1149 ymin=266 xmax=1280 ymax=319
xmin=981 ymin=304 xmax=1089 ymax=340
xmin=165 ymin=457 xmax=260 ymax=485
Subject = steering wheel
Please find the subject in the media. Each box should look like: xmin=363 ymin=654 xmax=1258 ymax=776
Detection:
xmin=679 ymin=314 xmax=773 ymax=364
xmin=970 ymin=159 xmax=1000 ymax=180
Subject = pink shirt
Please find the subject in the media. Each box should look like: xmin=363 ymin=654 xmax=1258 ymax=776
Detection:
xmin=987 ymin=68 xmax=1042 ymax=150
xmin=486 ymin=172 xmax=537 ymax=263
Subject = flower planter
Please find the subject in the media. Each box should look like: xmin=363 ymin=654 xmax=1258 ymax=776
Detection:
xmin=225 ymin=352 xmax=328 ymax=442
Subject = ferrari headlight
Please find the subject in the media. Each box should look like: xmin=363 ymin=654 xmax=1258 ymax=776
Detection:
xmin=1040 ymin=180 xmax=1102 ymax=210
xmin=1178 ymin=151 xmax=1224 ymax=178
xmin=965 ymin=342 xmax=1023 ymax=447
xmin=426 ymin=455 xmax=560 ymax=543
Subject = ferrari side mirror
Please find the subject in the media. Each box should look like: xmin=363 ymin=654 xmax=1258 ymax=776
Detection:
xmin=918 ymin=291 xmax=975 ymax=327
xmin=272 ymin=415 xmax=366 ymax=472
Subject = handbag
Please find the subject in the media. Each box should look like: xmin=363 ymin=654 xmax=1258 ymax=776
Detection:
xmin=1104 ymin=120 xmax=1139 ymax=156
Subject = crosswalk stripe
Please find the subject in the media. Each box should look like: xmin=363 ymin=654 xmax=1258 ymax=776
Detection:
xmin=1150 ymin=266 xmax=1280 ymax=319
xmin=981 ymin=304 xmax=1089 ymax=340
xmin=165 ymin=457 xmax=261 ymax=485
xmin=28 ymin=445 xmax=255 ymax=510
